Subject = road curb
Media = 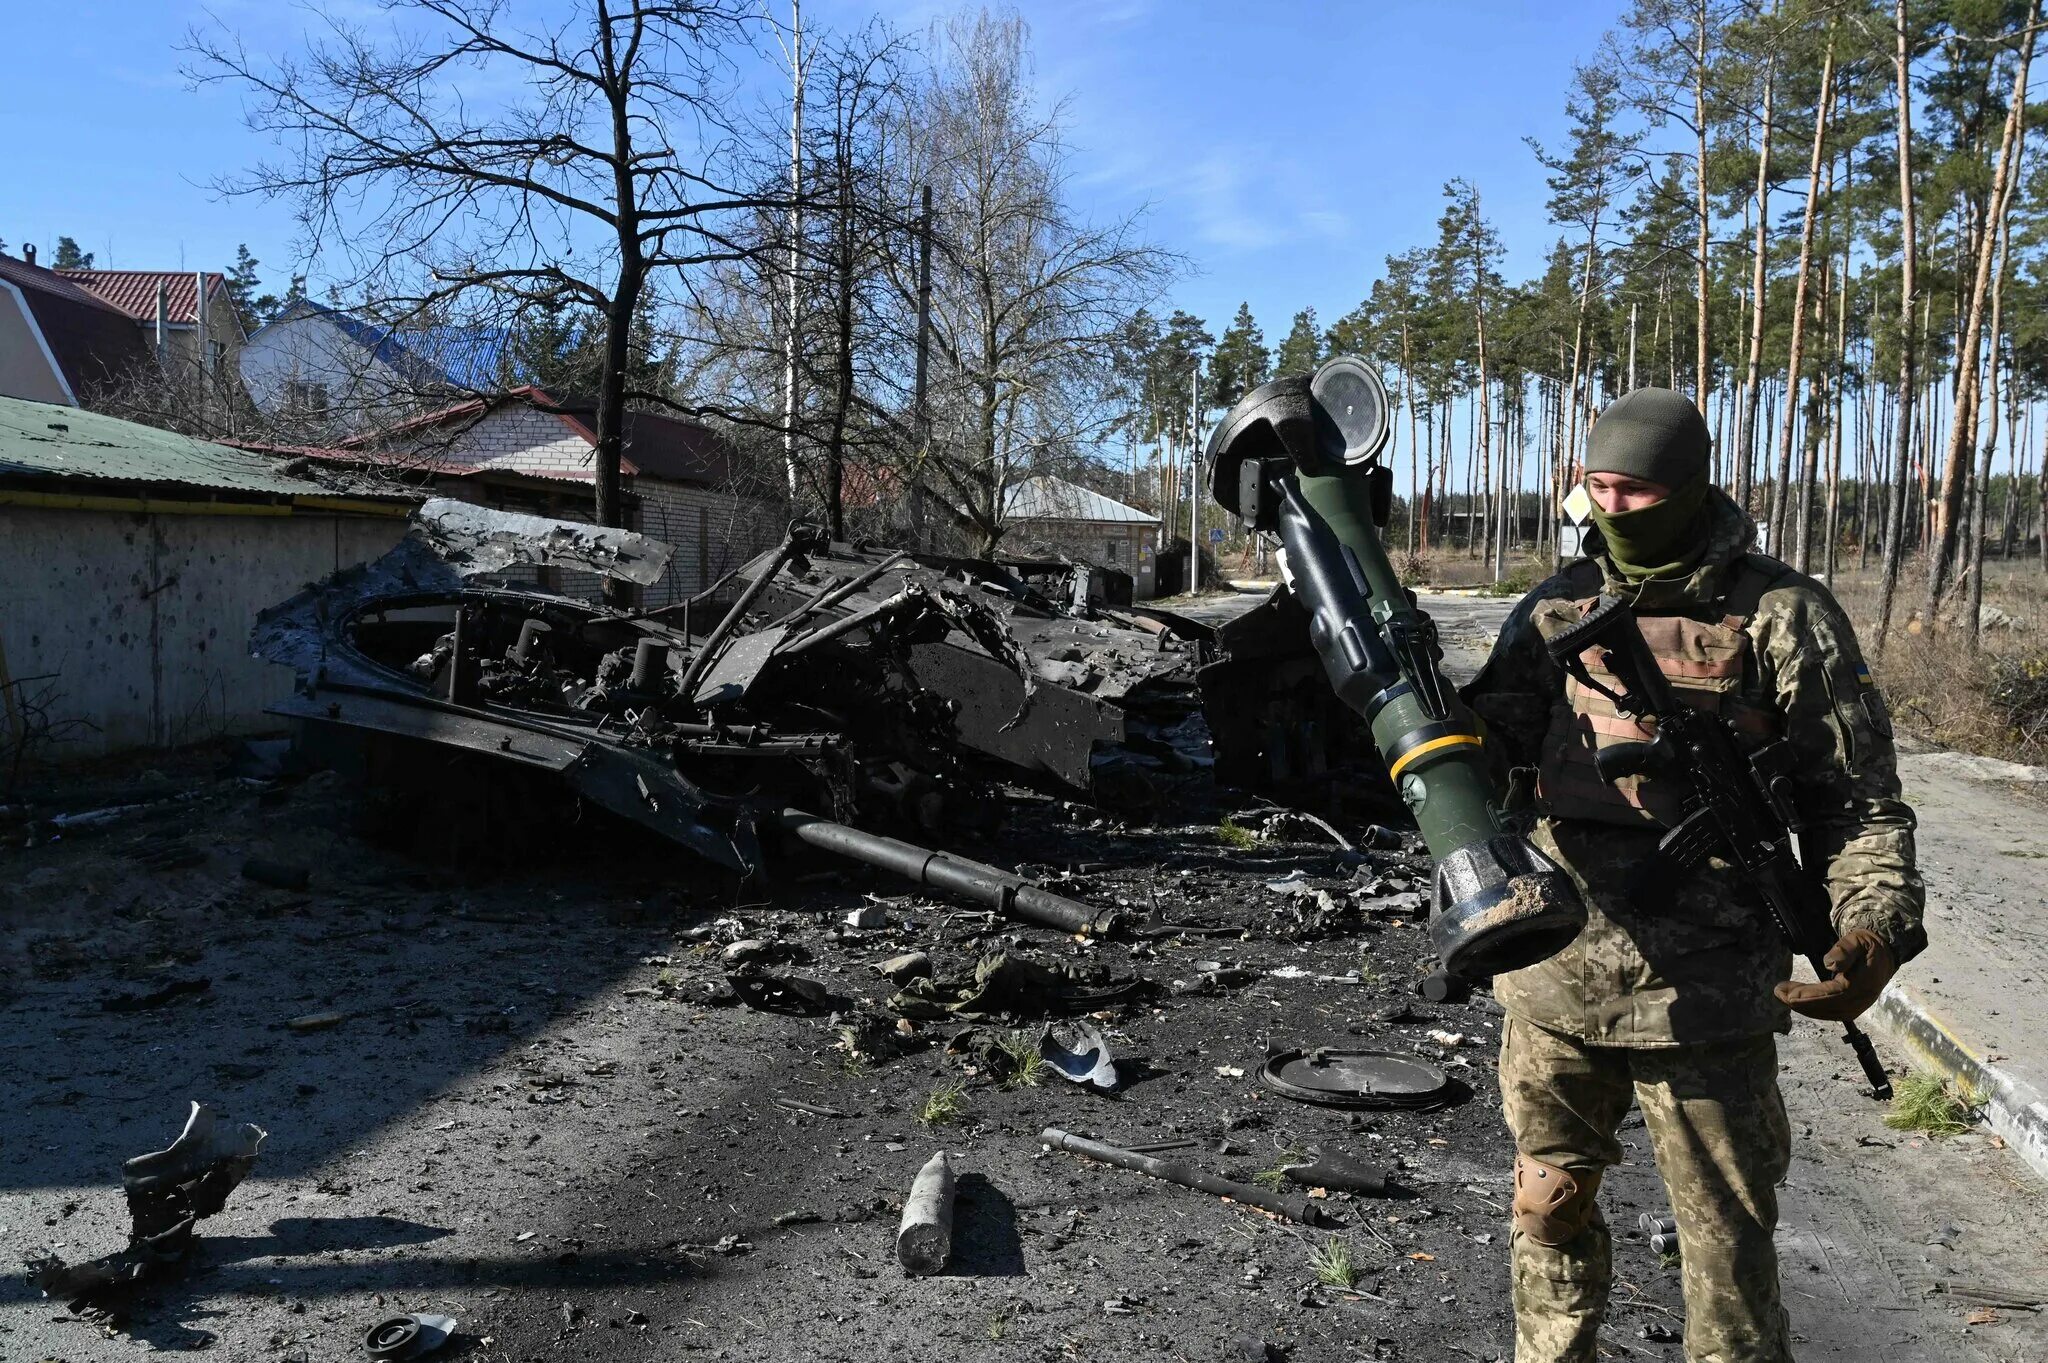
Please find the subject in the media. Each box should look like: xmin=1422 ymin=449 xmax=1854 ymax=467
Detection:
xmin=1867 ymin=980 xmax=2048 ymax=1185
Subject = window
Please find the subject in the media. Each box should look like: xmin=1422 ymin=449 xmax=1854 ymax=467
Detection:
xmin=286 ymin=380 xmax=330 ymax=417
xmin=1104 ymin=539 xmax=1119 ymax=563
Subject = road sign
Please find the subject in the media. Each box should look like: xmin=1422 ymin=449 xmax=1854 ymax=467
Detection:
xmin=1208 ymin=528 xmax=1225 ymax=544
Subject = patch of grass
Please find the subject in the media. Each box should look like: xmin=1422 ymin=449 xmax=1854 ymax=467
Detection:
xmin=1476 ymin=568 xmax=1537 ymax=599
xmin=1252 ymin=1148 xmax=1308 ymax=1192
xmin=1658 ymin=1250 xmax=1682 ymax=1271
xmin=1355 ymin=953 xmax=1381 ymax=984
xmin=1215 ymin=818 xmax=1258 ymax=850
xmin=1308 ymin=1236 xmax=1359 ymax=1290
xmin=1883 ymin=1072 xmax=1979 ymax=1136
xmin=919 ymin=1081 xmax=968 ymax=1126
xmin=996 ymin=1030 xmax=1047 ymax=1089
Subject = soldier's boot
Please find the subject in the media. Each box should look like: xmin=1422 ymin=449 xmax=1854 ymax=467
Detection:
xmin=1632 ymin=1036 xmax=1795 ymax=1363
xmin=1511 ymin=1154 xmax=1610 ymax=1363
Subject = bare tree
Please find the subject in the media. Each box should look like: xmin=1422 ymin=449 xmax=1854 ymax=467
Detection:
xmin=675 ymin=22 xmax=917 ymax=540
xmin=898 ymin=11 xmax=1174 ymax=555
xmin=187 ymin=0 xmax=786 ymax=601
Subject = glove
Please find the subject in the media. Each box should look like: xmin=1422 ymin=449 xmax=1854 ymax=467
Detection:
xmin=1773 ymin=928 xmax=1896 ymax=1022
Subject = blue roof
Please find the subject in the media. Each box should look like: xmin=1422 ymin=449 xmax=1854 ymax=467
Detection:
xmin=269 ymin=301 xmax=517 ymax=393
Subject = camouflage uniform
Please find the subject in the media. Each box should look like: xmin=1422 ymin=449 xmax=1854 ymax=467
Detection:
xmin=1462 ymin=487 xmax=1925 ymax=1363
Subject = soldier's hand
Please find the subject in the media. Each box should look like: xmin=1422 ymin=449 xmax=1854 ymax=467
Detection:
xmin=1773 ymin=928 xmax=1896 ymax=1022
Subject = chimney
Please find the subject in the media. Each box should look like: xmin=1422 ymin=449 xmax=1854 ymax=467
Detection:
xmin=22 ymin=243 xmax=34 ymax=266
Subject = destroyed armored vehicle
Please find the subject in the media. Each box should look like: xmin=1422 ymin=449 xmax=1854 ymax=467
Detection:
xmin=251 ymin=501 xmax=1214 ymax=929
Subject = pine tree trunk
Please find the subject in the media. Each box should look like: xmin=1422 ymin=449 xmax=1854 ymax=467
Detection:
xmin=1928 ymin=4 xmax=2035 ymax=623
xmin=1741 ymin=63 xmax=1776 ymax=519
xmin=1782 ymin=41 xmax=1836 ymax=573
xmin=1694 ymin=0 xmax=1713 ymax=399
xmin=1876 ymin=0 xmax=1918 ymax=651
xmin=1969 ymin=139 xmax=2025 ymax=645
xmin=1403 ymin=323 xmax=1418 ymax=557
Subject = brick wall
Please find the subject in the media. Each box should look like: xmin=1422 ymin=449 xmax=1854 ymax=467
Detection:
xmin=427 ymin=405 xmax=595 ymax=478
xmin=397 ymin=405 xmax=785 ymax=609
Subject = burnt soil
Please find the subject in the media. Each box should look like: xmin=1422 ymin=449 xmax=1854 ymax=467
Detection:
xmin=3 ymin=756 xmax=2044 ymax=1362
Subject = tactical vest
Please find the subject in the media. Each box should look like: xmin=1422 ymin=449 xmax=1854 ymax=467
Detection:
xmin=1533 ymin=559 xmax=1782 ymax=829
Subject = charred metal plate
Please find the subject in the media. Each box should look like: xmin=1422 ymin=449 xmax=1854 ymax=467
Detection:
xmin=1259 ymin=1047 xmax=1450 ymax=1109
xmin=268 ymin=692 xmax=588 ymax=772
xmin=691 ymin=626 xmax=788 ymax=707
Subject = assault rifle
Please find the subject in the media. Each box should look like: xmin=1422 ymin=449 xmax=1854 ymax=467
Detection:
xmin=1543 ymin=595 xmax=1893 ymax=1100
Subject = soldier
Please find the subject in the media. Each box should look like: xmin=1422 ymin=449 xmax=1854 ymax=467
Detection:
xmin=1461 ymin=387 xmax=1926 ymax=1363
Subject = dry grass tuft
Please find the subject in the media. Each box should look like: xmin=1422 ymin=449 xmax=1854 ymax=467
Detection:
xmin=1883 ymin=1072 xmax=1980 ymax=1136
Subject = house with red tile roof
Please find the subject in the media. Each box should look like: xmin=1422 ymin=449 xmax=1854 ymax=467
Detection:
xmin=57 ymin=266 xmax=245 ymax=386
xmin=0 ymin=248 xmax=152 ymax=405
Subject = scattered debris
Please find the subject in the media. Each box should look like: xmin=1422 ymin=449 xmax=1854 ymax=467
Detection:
xmin=887 ymin=952 xmax=1145 ymax=1021
xmin=364 ymin=1311 xmax=458 ymax=1360
xmin=728 ymin=972 xmax=838 ymax=1014
xmin=895 ymin=1151 xmax=958 ymax=1275
xmin=1039 ymin=1127 xmax=1340 ymax=1227
xmin=1258 ymin=1046 xmax=1451 ymax=1109
xmin=1038 ymin=1021 xmax=1121 ymax=1091
xmin=100 ymin=977 xmax=210 ymax=1013
xmin=28 ymin=1102 xmax=265 ymax=1319
xmin=1418 ymin=970 xmax=1470 ymax=1005
xmin=1282 ymin=1150 xmax=1392 ymax=1197
xmin=287 ymin=1010 xmax=350 ymax=1032
xmin=772 ymin=1097 xmax=846 ymax=1119
xmin=875 ymin=951 xmax=933 ymax=985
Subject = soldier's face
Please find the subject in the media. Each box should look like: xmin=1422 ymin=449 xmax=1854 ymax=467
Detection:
xmin=1586 ymin=473 xmax=1670 ymax=515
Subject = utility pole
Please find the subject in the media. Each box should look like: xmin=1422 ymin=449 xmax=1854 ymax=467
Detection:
xmin=1628 ymin=300 xmax=1638 ymax=393
xmin=194 ymin=271 xmax=210 ymax=424
xmin=781 ymin=0 xmax=805 ymax=503
xmin=1188 ymin=360 xmax=1201 ymax=594
xmin=912 ymin=183 xmax=933 ymax=551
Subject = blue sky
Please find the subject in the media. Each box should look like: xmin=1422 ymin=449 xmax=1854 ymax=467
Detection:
xmin=6 ymin=1 xmax=1621 ymax=344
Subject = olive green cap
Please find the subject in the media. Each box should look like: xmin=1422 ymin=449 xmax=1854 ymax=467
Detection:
xmin=1585 ymin=388 xmax=1709 ymax=488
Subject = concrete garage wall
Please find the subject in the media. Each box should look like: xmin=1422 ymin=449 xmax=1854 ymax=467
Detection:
xmin=0 ymin=507 xmax=407 ymax=759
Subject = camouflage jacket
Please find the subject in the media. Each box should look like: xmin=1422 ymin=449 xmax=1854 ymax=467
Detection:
xmin=1462 ymin=488 xmax=1926 ymax=1046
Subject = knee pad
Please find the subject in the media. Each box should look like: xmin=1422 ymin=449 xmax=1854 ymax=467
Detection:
xmin=1513 ymin=1154 xmax=1601 ymax=1246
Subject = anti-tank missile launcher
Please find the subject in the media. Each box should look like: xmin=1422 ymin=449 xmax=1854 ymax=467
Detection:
xmin=1206 ymin=355 xmax=1585 ymax=977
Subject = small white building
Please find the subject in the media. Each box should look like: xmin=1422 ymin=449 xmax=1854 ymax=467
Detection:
xmin=0 ymin=395 xmax=415 ymax=762
xmin=1003 ymin=475 xmax=1162 ymax=598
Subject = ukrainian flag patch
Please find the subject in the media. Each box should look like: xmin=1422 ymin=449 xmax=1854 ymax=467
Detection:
xmin=1855 ymin=661 xmax=1874 ymax=688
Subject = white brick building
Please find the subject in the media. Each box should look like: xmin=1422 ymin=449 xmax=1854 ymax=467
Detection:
xmin=346 ymin=388 xmax=785 ymax=607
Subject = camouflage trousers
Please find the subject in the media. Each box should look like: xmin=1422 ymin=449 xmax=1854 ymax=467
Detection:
xmin=1499 ymin=1017 xmax=1794 ymax=1363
